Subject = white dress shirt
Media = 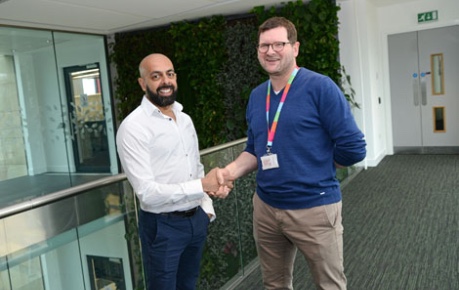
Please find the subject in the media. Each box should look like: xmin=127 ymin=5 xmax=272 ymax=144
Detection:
xmin=116 ymin=97 xmax=215 ymax=220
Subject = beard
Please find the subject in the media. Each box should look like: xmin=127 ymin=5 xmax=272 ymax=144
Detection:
xmin=145 ymin=84 xmax=177 ymax=107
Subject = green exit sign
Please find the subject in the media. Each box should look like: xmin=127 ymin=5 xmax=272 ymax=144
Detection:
xmin=418 ymin=10 xmax=438 ymax=23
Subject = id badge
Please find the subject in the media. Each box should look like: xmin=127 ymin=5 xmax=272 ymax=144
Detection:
xmin=261 ymin=154 xmax=279 ymax=170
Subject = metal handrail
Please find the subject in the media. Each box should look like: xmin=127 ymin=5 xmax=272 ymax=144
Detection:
xmin=199 ymin=137 xmax=246 ymax=155
xmin=0 ymin=138 xmax=247 ymax=220
xmin=0 ymin=174 xmax=127 ymax=219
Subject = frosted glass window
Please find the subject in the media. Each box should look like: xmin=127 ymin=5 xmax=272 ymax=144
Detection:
xmin=431 ymin=53 xmax=444 ymax=95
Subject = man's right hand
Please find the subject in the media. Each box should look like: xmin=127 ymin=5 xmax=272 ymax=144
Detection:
xmin=201 ymin=167 xmax=234 ymax=198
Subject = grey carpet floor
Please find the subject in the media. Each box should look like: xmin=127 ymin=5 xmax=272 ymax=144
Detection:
xmin=232 ymin=154 xmax=459 ymax=290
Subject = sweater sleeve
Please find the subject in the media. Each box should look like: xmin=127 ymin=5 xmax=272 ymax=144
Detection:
xmin=317 ymin=77 xmax=366 ymax=167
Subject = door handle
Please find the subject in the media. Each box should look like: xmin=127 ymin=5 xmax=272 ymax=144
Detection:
xmin=420 ymin=72 xmax=427 ymax=106
xmin=412 ymin=73 xmax=419 ymax=106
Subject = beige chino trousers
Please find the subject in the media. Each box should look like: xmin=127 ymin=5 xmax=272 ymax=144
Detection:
xmin=253 ymin=193 xmax=347 ymax=290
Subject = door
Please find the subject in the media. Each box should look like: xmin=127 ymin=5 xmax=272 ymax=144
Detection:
xmin=389 ymin=25 xmax=459 ymax=153
xmin=64 ymin=63 xmax=110 ymax=172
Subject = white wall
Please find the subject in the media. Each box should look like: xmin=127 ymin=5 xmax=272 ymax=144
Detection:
xmin=338 ymin=0 xmax=386 ymax=167
xmin=378 ymin=0 xmax=459 ymax=156
xmin=338 ymin=0 xmax=459 ymax=166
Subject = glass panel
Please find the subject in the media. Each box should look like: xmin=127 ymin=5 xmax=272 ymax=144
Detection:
xmin=0 ymin=27 xmax=118 ymax=209
xmin=6 ymin=229 xmax=92 ymax=290
xmin=0 ymin=141 xmax=363 ymax=290
xmin=197 ymin=142 xmax=258 ymax=289
xmin=86 ymin=255 xmax=125 ymax=290
xmin=54 ymin=32 xmax=118 ymax=175
xmin=0 ymin=27 xmax=70 ymax=207
xmin=196 ymin=142 xmax=361 ymax=289
xmin=0 ymin=55 xmax=27 ymax=182
xmin=433 ymin=106 xmax=445 ymax=132
xmin=9 ymin=257 xmax=45 ymax=290
xmin=78 ymin=219 xmax=132 ymax=290
xmin=121 ymin=180 xmax=145 ymax=289
xmin=0 ymin=269 xmax=11 ymax=290
xmin=0 ymin=180 xmax=134 ymax=290
xmin=40 ymin=238 xmax=84 ymax=290
xmin=431 ymin=53 xmax=444 ymax=95
xmin=64 ymin=64 xmax=110 ymax=172
xmin=0 ymin=219 xmax=11 ymax=290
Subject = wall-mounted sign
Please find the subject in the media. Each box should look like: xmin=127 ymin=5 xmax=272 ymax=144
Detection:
xmin=418 ymin=10 xmax=438 ymax=23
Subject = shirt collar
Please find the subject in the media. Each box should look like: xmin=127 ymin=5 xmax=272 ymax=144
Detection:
xmin=141 ymin=95 xmax=183 ymax=117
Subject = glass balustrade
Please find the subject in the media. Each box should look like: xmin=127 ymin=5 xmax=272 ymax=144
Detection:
xmin=0 ymin=178 xmax=135 ymax=290
xmin=0 ymin=139 xmax=358 ymax=290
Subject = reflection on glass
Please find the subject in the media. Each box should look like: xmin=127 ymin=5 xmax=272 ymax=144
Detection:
xmin=1 ymin=181 xmax=131 ymax=290
xmin=64 ymin=63 xmax=110 ymax=173
xmin=0 ymin=269 xmax=11 ymax=290
xmin=87 ymin=255 xmax=125 ymax=290
xmin=0 ymin=26 xmax=116 ymax=209
xmin=0 ymin=55 xmax=27 ymax=182
xmin=9 ymin=257 xmax=44 ymax=290
xmin=433 ymin=106 xmax=445 ymax=132
xmin=431 ymin=53 xmax=444 ymax=95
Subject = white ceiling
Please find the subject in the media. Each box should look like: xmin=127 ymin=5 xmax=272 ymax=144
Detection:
xmin=0 ymin=0 xmax=302 ymax=35
xmin=0 ymin=0 xmax=415 ymax=35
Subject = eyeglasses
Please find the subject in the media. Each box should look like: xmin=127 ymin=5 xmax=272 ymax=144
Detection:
xmin=150 ymin=71 xmax=177 ymax=81
xmin=257 ymin=42 xmax=291 ymax=53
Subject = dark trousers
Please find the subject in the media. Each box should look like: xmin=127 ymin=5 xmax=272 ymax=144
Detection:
xmin=139 ymin=207 xmax=209 ymax=290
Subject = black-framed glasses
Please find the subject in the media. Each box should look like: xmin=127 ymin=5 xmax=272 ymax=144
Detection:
xmin=257 ymin=42 xmax=291 ymax=53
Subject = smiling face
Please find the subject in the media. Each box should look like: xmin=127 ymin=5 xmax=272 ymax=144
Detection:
xmin=257 ymin=26 xmax=299 ymax=78
xmin=138 ymin=54 xmax=178 ymax=108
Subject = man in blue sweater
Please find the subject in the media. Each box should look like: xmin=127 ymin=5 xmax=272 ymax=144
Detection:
xmin=214 ymin=17 xmax=366 ymax=289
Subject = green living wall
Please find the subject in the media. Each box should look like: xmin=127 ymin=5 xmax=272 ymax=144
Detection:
xmin=111 ymin=0 xmax=357 ymax=149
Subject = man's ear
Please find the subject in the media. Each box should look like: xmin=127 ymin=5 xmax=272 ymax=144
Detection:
xmin=293 ymin=41 xmax=300 ymax=57
xmin=138 ymin=77 xmax=146 ymax=91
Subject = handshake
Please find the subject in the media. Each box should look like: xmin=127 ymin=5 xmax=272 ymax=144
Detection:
xmin=201 ymin=167 xmax=235 ymax=199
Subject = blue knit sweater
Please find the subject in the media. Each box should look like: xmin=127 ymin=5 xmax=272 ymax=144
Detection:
xmin=245 ymin=67 xmax=366 ymax=209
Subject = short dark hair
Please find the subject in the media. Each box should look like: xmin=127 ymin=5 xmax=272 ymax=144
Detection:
xmin=258 ymin=17 xmax=297 ymax=43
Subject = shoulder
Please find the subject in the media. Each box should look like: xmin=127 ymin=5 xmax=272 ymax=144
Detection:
xmin=116 ymin=106 xmax=150 ymax=141
xmin=119 ymin=106 xmax=144 ymax=127
xmin=297 ymin=67 xmax=333 ymax=85
xmin=297 ymin=68 xmax=341 ymax=96
xmin=252 ymin=79 xmax=269 ymax=94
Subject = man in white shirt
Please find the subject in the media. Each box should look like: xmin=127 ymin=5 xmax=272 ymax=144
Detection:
xmin=116 ymin=53 xmax=228 ymax=290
